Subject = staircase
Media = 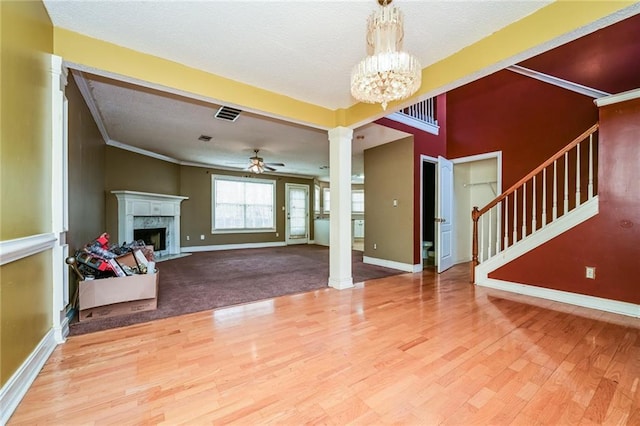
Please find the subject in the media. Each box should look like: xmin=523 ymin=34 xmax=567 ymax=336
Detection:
xmin=472 ymin=124 xmax=599 ymax=283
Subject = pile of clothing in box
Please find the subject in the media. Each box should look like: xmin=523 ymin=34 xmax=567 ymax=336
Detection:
xmin=66 ymin=233 xmax=156 ymax=281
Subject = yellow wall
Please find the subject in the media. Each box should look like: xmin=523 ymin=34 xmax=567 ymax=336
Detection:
xmin=50 ymin=2 xmax=636 ymax=130
xmin=0 ymin=0 xmax=54 ymax=386
xmin=364 ymin=137 xmax=414 ymax=265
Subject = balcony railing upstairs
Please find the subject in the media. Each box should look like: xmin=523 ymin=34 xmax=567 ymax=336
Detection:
xmin=386 ymin=97 xmax=439 ymax=135
xmin=471 ymin=124 xmax=599 ymax=282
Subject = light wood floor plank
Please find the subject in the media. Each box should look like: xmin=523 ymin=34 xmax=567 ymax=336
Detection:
xmin=8 ymin=264 xmax=640 ymax=425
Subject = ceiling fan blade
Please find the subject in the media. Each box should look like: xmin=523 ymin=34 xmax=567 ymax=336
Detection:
xmin=264 ymin=165 xmax=277 ymax=171
xmin=265 ymin=162 xmax=285 ymax=167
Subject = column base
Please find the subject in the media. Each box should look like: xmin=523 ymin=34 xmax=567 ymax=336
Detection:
xmin=328 ymin=276 xmax=354 ymax=290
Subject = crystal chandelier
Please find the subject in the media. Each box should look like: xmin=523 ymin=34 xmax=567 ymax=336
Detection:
xmin=350 ymin=0 xmax=421 ymax=110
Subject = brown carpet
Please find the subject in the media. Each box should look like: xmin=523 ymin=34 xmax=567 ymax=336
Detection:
xmin=69 ymin=244 xmax=404 ymax=335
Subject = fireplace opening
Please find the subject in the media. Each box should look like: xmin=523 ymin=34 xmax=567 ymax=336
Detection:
xmin=134 ymin=227 xmax=167 ymax=251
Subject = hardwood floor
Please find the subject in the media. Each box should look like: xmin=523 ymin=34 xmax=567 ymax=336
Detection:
xmin=9 ymin=264 xmax=640 ymax=424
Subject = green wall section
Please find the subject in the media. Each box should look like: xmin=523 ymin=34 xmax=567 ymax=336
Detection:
xmin=0 ymin=1 xmax=54 ymax=386
xmin=364 ymin=137 xmax=415 ymax=265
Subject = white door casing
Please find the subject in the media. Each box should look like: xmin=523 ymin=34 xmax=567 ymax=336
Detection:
xmin=285 ymin=183 xmax=309 ymax=244
xmin=437 ymin=156 xmax=455 ymax=273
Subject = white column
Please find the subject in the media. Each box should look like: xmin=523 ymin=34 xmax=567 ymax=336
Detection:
xmin=328 ymin=127 xmax=354 ymax=289
xmin=50 ymin=55 xmax=70 ymax=343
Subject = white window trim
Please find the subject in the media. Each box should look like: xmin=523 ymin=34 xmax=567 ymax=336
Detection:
xmin=352 ymin=189 xmax=365 ymax=213
xmin=314 ymin=184 xmax=320 ymax=214
xmin=322 ymin=187 xmax=331 ymax=214
xmin=211 ymin=174 xmax=276 ymax=234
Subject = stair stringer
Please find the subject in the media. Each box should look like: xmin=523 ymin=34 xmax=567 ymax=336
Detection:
xmin=475 ymin=195 xmax=599 ymax=283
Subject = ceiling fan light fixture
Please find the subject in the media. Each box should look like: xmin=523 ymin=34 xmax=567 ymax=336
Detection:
xmin=350 ymin=0 xmax=421 ymax=110
xmin=248 ymin=163 xmax=264 ymax=174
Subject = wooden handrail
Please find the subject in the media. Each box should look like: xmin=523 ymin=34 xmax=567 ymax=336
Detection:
xmin=473 ymin=123 xmax=598 ymax=219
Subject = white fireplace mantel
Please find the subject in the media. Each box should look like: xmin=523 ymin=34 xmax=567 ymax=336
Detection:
xmin=111 ymin=191 xmax=188 ymax=255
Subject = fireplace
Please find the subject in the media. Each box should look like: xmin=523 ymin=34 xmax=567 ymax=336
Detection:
xmin=111 ymin=190 xmax=188 ymax=257
xmin=134 ymin=227 xmax=167 ymax=252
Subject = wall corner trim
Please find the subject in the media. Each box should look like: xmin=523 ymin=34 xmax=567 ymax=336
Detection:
xmin=476 ymin=277 xmax=640 ymax=318
xmin=0 ymin=329 xmax=58 ymax=424
xmin=0 ymin=233 xmax=56 ymax=266
xmin=363 ymin=256 xmax=419 ymax=273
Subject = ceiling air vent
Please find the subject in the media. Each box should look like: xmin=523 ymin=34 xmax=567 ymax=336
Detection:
xmin=198 ymin=135 xmax=212 ymax=142
xmin=215 ymin=106 xmax=242 ymax=122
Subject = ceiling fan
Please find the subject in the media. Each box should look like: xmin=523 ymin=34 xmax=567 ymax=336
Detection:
xmin=247 ymin=149 xmax=285 ymax=174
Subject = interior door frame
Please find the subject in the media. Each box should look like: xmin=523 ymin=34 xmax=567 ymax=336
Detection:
xmin=285 ymin=183 xmax=310 ymax=245
xmin=420 ymin=152 xmax=502 ymax=272
xmin=451 ymin=151 xmax=503 ymax=265
xmin=419 ymin=155 xmax=438 ymax=269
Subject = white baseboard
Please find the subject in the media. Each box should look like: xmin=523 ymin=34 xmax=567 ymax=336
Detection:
xmin=363 ymin=256 xmax=420 ymax=273
xmin=53 ymin=315 xmax=70 ymax=344
xmin=0 ymin=328 xmax=58 ymax=425
xmin=476 ymin=277 xmax=640 ymax=318
xmin=182 ymin=241 xmax=287 ymax=252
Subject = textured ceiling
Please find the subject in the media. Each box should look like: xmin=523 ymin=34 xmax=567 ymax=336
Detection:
xmin=44 ymin=0 xmax=552 ymax=110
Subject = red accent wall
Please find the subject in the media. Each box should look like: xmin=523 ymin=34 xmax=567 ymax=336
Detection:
xmin=447 ymin=70 xmax=598 ymax=190
xmin=491 ymin=96 xmax=640 ymax=304
xmin=375 ymin=94 xmax=447 ymax=264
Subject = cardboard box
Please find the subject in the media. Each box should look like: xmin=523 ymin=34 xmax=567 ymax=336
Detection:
xmin=79 ymin=271 xmax=159 ymax=322
xmin=79 ymin=297 xmax=157 ymax=322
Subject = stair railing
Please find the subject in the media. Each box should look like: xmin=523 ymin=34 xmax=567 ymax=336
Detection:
xmin=471 ymin=123 xmax=599 ymax=282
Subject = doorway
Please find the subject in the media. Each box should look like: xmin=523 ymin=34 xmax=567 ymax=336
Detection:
xmin=285 ymin=183 xmax=309 ymax=245
xmin=421 ymin=152 xmax=501 ymax=272
xmin=422 ymin=160 xmax=436 ymax=267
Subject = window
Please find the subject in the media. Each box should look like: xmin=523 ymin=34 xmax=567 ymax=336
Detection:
xmin=212 ymin=175 xmax=276 ymax=233
xmin=314 ymin=185 xmax=320 ymax=214
xmin=323 ymin=187 xmax=331 ymax=214
xmin=352 ymin=190 xmax=365 ymax=213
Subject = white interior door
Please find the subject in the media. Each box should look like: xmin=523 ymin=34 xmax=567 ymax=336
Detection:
xmin=286 ymin=184 xmax=309 ymax=244
xmin=437 ymin=156 xmax=455 ymax=273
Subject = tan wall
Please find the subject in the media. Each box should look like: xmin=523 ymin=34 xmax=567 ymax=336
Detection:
xmin=66 ymin=74 xmax=107 ymax=299
xmin=364 ymin=136 xmax=414 ymax=265
xmin=179 ymin=165 xmax=315 ymax=246
xmin=104 ymin=146 xmax=181 ymax=242
xmin=0 ymin=1 xmax=53 ymax=386
xmin=67 ymin=75 xmax=107 ymax=252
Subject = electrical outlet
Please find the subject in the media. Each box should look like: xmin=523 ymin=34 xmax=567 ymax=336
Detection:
xmin=186 ymin=235 xmax=190 ymax=241
xmin=585 ymin=266 xmax=596 ymax=279
xmin=276 ymin=233 xmax=279 ymax=237
xmin=373 ymin=243 xmax=377 ymax=250
xmin=200 ymin=234 xmax=205 ymax=240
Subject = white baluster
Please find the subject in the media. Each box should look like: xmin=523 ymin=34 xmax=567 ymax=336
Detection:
xmin=542 ymin=168 xmax=547 ymax=227
xmin=504 ymin=196 xmax=510 ymax=249
xmin=480 ymin=215 xmax=485 ymax=262
xmin=576 ymin=143 xmax=581 ymax=207
xmin=588 ymin=133 xmax=594 ymax=199
xmin=532 ymin=175 xmax=537 ymax=232
xmin=564 ymin=152 xmax=569 ymax=214
xmin=488 ymin=208 xmax=493 ymax=257
xmin=522 ymin=182 xmax=527 ymax=238
xmin=513 ymin=189 xmax=518 ymax=244
xmin=496 ymin=203 xmax=501 ymax=253
xmin=553 ymin=160 xmax=558 ymax=220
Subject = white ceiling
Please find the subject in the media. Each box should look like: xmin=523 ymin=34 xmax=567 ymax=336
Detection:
xmin=44 ymin=0 xmax=554 ymax=181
